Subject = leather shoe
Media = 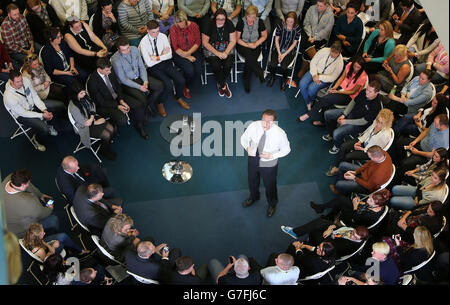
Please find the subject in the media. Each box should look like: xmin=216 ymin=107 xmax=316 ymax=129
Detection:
xmin=242 ymin=197 xmax=258 ymax=208
xmin=280 ymin=79 xmax=288 ymax=91
xmin=266 ymin=74 xmax=275 ymax=87
xmin=244 ymin=78 xmax=250 ymax=93
xmin=330 ymin=184 xmax=340 ymax=195
xmin=267 ymin=206 xmax=276 ymax=217
xmin=176 ymin=98 xmax=190 ymax=109
xmin=139 ymin=127 xmax=149 ymax=140
xmin=156 ymin=103 xmax=166 ymax=117
xmin=310 ymin=201 xmax=325 ymax=214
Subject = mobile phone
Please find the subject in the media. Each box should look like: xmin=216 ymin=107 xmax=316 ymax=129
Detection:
xmin=160 ymin=246 xmax=169 ymax=254
xmin=46 ymin=199 xmax=54 ymax=207
xmin=228 ymin=256 xmax=233 ymax=264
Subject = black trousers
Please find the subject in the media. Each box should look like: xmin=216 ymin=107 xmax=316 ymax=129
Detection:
xmin=236 ymin=44 xmax=264 ymax=80
xmin=268 ymin=48 xmax=295 ymax=78
xmin=122 ymin=75 xmax=164 ymax=108
xmin=147 ymin=60 xmax=185 ymax=102
xmin=206 ymin=54 xmax=234 ymax=87
xmin=335 ymin=138 xmax=369 ymax=167
xmin=97 ymin=95 xmax=146 ymax=128
xmin=248 ymin=156 xmax=278 ymax=207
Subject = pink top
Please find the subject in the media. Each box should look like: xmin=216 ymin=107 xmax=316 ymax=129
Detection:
xmin=428 ymin=42 xmax=449 ymax=77
xmin=340 ymin=62 xmax=368 ymax=99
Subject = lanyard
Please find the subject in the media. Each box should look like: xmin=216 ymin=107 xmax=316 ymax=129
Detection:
xmin=121 ymin=53 xmax=138 ymax=78
xmin=321 ymin=54 xmax=337 ymax=74
xmin=180 ymin=26 xmax=189 ymax=49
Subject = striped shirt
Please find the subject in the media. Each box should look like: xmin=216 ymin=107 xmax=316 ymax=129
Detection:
xmin=118 ymin=0 xmax=153 ymax=40
xmin=0 ymin=14 xmax=33 ymax=54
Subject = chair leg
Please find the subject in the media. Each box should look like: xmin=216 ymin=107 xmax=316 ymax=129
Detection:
xmin=64 ymin=204 xmax=78 ymax=231
xmin=295 ymin=87 xmax=301 ymax=98
xmin=27 ymin=261 xmax=44 ymax=285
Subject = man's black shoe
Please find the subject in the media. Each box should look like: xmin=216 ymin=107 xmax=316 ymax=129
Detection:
xmin=266 ymin=74 xmax=275 ymax=87
xmin=139 ymin=127 xmax=149 ymax=140
xmin=243 ymin=197 xmax=258 ymax=208
xmin=280 ymin=78 xmax=288 ymax=91
xmin=310 ymin=201 xmax=325 ymax=214
xmin=267 ymin=206 xmax=276 ymax=217
xmin=244 ymin=78 xmax=250 ymax=93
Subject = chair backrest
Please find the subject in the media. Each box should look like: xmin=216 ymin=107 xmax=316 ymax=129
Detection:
xmin=38 ymin=46 xmax=45 ymax=65
xmin=383 ymin=128 xmax=395 ymax=151
xmin=336 ymin=239 xmax=368 ymax=263
xmin=405 ymin=60 xmax=414 ymax=83
xmin=298 ymin=265 xmax=335 ymax=281
xmin=89 ymin=13 xmax=95 ymax=29
xmin=67 ymin=107 xmax=80 ymax=135
xmin=404 ymin=250 xmax=436 ymax=274
xmin=70 ymin=206 xmax=90 ymax=232
xmin=434 ymin=216 xmax=447 ymax=238
xmin=126 ymin=271 xmax=159 ymax=285
xmin=380 ymin=164 xmax=396 ymax=190
xmin=368 ymin=205 xmax=389 ymax=230
xmin=400 ymin=274 xmax=414 ymax=285
xmin=19 ymin=239 xmax=44 ymax=264
xmin=91 ymin=235 xmax=123 ymax=265
xmin=54 ymin=177 xmax=69 ymax=203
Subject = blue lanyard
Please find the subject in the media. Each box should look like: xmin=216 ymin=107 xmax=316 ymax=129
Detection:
xmin=321 ymin=55 xmax=337 ymax=74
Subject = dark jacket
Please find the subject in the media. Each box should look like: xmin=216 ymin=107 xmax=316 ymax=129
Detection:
xmin=397 ymin=246 xmax=430 ymax=271
xmin=25 ymin=2 xmax=61 ymax=45
xmin=92 ymin=9 xmax=119 ymax=41
xmin=391 ymin=6 xmax=422 ymax=43
xmin=55 ymin=165 xmax=85 ymax=203
xmin=125 ymin=250 xmax=170 ymax=281
xmin=294 ymin=249 xmax=333 ymax=278
xmin=87 ymin=68 xmax=124 ymax=110
xmin=41 ymin=41 xmax=74 ymax=77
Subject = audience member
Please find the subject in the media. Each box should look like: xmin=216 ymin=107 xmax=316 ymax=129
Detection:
xmin=50 ymin=0 xmax=88 ymax=24
xmin=287 ymin=241 xmax=336 ymax=278
xmin=164 ymin=256 xmax=207 ymax=285
xmin=406 ymin=19 xmax=439 ymax=62
xmin=91 ymin=0 xmax=120 ymax=51
xmin=24 ymin=0 xmax=61 ymax=46
xmin=323 ymin=80 xmax=383 ymax=154
xmin=414 ymin=41 xmax=448 ymax=85
xmin=101 ymin=213 xmax=140 ymax=260
xmin=140 ymin=19 xmax=190 ymax=110
xmin=169 ymin=10 xmax=202 ymax=98
xmin=274 ymin=0 xmax=305 ymax=26
xmin=117 ymin=0 xmax=153 ymax=47
xmin=362 ymin=20 xmax=395 ymax=75
xmin=404 ymin=147 xmax=448 ymax=186
xmin=243 ymin=0 xmax=272 ymax=35
xmin=235 ymin=5 xmax=267 ymax=93
xmin=152 ymin=0 xmax=175 ymax=34
xmin=73 ymin=266 xmax=113 ymax=285
xmin=177 ymin=0 xmax=210 ymax=30
xmin=41 ymin=27 xmax=89 ymax=88
xmin=208 ymin=255 xmax=261 ymax=285
xmin=210 ymin=0 xmax=242 ymax=26
xmin=393 ymin=226 xmax=434 ymax=271
xmin=0 ymin=40 xmax=16 ymax=82
xmin=265 ymin=11 xmax=301 ymax=91
xmin=374 ymin=44 xmax=411 ymax=94
xmin=42 ymin=253 xmax=74 ymax=285
xmin=68 ymin=81 xmax=118 ymax=160
xmin=259 ymin=253 xmax=299 ymax=285
xmin=2 ymin=169 xmax=59 ymax=238
xmin=391 ymin=0 xmax=422 ymax=45
xmin=202 ymin=8 xmax=236 ymax=98
xmin=4 ymin=231 xmax=22 ymax=285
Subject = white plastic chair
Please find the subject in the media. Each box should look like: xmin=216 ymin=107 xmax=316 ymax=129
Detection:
xmin=383 ymin=128 xmax=395 ymax=151
xmin=126 ymin=270 xmax=160 ymax=285
xmin=234 ymin=50 xmax=263 ymax=83
xmin=91 ymin=235 xmax=124 ymax=265
xmin=70 ymin=206 xmax=91 ymax=233
xmin=340 ymin=205 xmax=389 ymax=230
xmin=434 ymin=215 xmax=447 ymax=239
xmin=403 ymin=250 xmax=436 ymax=274
xmin=400 ymin=274 xmax=414 ymax=285
xmin=335 ymin=239 xmax=368 ymax=263
xmin=298 ymin=265 xmax=336 ymax=282
xmin=265 ymin=30 xmax=301 ymax=89
xmin=67 ymin=107 xmax=103 ymax=163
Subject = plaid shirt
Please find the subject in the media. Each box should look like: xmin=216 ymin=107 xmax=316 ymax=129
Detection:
xmin=0 ymin=14 xmax=33 ymax=54
xmin=169 ymin=22 xmax=201 ymax=52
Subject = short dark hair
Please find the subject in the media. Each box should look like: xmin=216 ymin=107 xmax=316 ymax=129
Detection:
xmin=96 ymin=57 xmax=112 ymax=69
xmin=116 ymin=36 xmax=130 ymax=48
xmin=147 ymin=20 xmax=160 ymax=30
xmin=320 ymin=242 xmax=336 ymax=264
xmin=86 ymin=183 xmax=103 ymax=199
xmin=176 ymin=256 xmax=194 ymax=272
xmin=346 ymin=0 xmax=360 ymax=12
xmin=45 ymin=27 xmax=61 ymax=42
xmin=9 ymin=70 xmax=22 ymax=81
xmin=367 ymin=145 xmax=384 ymax=158
xmin=371 ymin=189 xmax=391 ymax=207
xmin=436 ymin=114 xmax=449 ymax=126
xmin=368 ymin=79 xmax=382 ymax=92
xmin=11 ymin=169 xmax=32 ymax=187
xmin=262 ymin=109 xmax=277 ymax=120
xmin=421 ymin=69 xmax=435 ymax=80
xmin=6 ymin=3 xmax=19 ymax=13
xmin=355 ymin=226 xmax=369 ymax=240
xmin=401 ymin=0 xmax=414 ymax=8
xmin=79 ymin=268 xmax=95 ymax=283
xmin=99 ymin=0 xmax=113 ymax=7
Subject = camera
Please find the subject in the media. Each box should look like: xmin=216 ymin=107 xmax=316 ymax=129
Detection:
xmin=160 ymin=246 xmax=169 ymax=254
xmin=392 ymin=234 xmax=401 ymax=241
xmin=45 ymin=199 xmax=54 ymax=207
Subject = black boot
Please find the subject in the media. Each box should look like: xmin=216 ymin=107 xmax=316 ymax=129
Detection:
xmin=310 ymin=201 xmax=325 ymax=214
xmin=244 ymin=74 xmax=250 ymax=93
xmin=266 ymin=73 xmax=275 ymax=87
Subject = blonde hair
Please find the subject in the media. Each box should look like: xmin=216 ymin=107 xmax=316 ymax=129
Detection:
xmin=372 ymin=242 xmax=390 ymax=255
xmin=379 ymin=20 xmax=394 ymax=39
xmin=393 ymin=44 xmax=408 ymax=57
xmin=413 ymin=226 xmax=434 ymax=255
xmin=376 ymin=108 xmax=394 ymax=129
xmin=174 ymin=10 xmax=188 ymax=23
xmin=23 ymin=223 xmax=45 ymax=251
xmin=4 ymin=231 xmax=22 ymax=284
xmin=109 ymin=214 xmax=134 ymax=234
xmin=245 ymin=5 xmax=259 ymax=16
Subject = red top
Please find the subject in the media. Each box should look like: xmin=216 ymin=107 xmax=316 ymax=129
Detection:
xmin=340 ymin=62 xmax=368 ymax=99
xmin=169 ymin=21 xmax=201 ymax=52
xmin=0 ymin=41 xmax=12 ymax=68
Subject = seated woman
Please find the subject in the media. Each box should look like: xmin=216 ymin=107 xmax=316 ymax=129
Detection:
xmin=310 ymin=189 xmax=391 ymax=228
xmin=23 ymin=223 xmax=89 ymax=262
xmin=286 ymin=241 xmax=336 ymax=278
xmin=373 ymin=44 xmax=411 ymax=94
xmin=43 ymin=253 xmax=74 ymax=285
xmin=393 ymin=226 xmax=434 ymax=272
xmin=329 ymin=1 xmax=363 ymax=58
xmin=281 ymin=218 xmax=369 ymax=260
xmin=235 ymin=5 xmax=267 ymax=93
xmin=211 ymin=0 xmax=242 ymax=26
xmin=41 ymin=27 xmax=89 ymax=88
xmin=383 ymin=201 xmax=444 ymax=243
xmin=0 ymin=41 xmax=18 ymax=82
xmin=100 ymin=214 xmax=140 ymax=261
xmin=21 ymin=54 xmax=66 ymax=104
xmin=64 ymin=15 xmax=108 ymax=72
xmin=170 ymin=9 xmax=202 ymax=99
xmin=390 ymin=166 xmax=448 ymax=210
xmin=202 ymin=8 xmax=236 ymax=99
xmin=299 ymin=41 xmax=344 ymax=110
xmin=405 ymin=147 xmax=448 ymax=186
xmin=326 ymin=109 xmax=394 ymax=177
xmin=91 ymin=0 xmax=120 ymax=52
xmin=406 ymin=19 xmax=439 ymax=63
xmin=265 ymin=11 xmax=301 ymax=91
xmin=414 ymin=41 xmax=449 ymax=85
xmin=386 ymin=69 xmax=435 ymax=118
xmin=394 ymin=94 xmax=449 ymax=138
xmin=298 ymin=56 xmax=367 ymax=123
xmin=68 ymin=81 xmax=117 ymax=160
xmin=152 ymin=0 xmax=175 ymax=34
xmin=24 ymin=0 xmax=62 ymax=47
xmin=362 ymin=20 xmax=395 ymax=75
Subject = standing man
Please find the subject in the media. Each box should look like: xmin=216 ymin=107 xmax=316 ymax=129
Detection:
xmin=240 ymin=109 xmax=291 ymax=217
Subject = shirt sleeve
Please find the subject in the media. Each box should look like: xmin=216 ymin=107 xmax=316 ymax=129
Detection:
xmin=235 ymin=18 xmax=244 ymax=33
xmin=272 ymin=128 xmax=291 ymax=159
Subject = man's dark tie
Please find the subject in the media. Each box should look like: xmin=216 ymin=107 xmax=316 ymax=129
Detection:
xmin=153 ymin=38 xmax=159 ymax=56
xmin=104 ymin=75 xmax=118 ymax=100
xmin=257 ymin=131 xmax=266 ymax=155
xmin=96 ymin=201 xmax=109 ymax=211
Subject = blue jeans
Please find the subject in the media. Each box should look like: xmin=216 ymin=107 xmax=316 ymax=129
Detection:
xmin=389 ymin=185 xmax=417 ymax=210
xmin=414 ymin=62 xmax=448 ymax=84
xmin=39 ymin=214 xmax=59 ymax=235
xmin=393 ymin=113 xmax=421 ymax=137
xmin=335 ymin=162 xmax=370 ymax=195
xmin=44 ymin=232 xmax=82 ymax=255
xmin=324 ymin=109 xmax=367 ymax=147
xmin=299 ymin=72 xmax=330 ymax=105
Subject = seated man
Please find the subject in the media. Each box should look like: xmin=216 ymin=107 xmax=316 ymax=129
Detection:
xmin=139 ymin=20 xmax=190 ymax=114
xmin=87 ymin=57 xmax=149 ymax=140
xmin=72 ymin=183 xmax=123 ymax=233
xmin=323 ymin=80 xmax=383 ymax=154
xmin=111 ymin=36 xmax=164 ymax=118
xmin=386 ymin=69 xmax=435 ymax=118
xmin=56 ymin=155 xmax=115 ymax=203
xmin=332 ymin=145 xmax=393 ymax=195
xmin=3 ymin=70 xmax=65 ymax=152
xmin=72 ymin=266 xmax=113 ymax=285
xmin=0 ymin=3 xmax=37 ymax=65
xmin=125 ymin=240 xmax=181 ymax=282
xmin=164 ymin=256 xmax=208 ymax=285
xmin=2 ymin=169 xmax=58 ymax=238
xmin=259 ymin=253 xmax=299 ymax=285
xmin=208 ymin=255 xmax=261 ymax=285
xmin=390 ymin=0 xmax=422 ymax=45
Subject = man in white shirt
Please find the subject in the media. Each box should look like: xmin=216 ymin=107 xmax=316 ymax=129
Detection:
xmin=139 ymin=19 xmax=190 ymax=112
xmin=3 ymin=70 xmax=64 ymax=151
xmin=260 ymin=253 xmax=299 ymax=285
xmin=240 ymin=109 xmax=291 ymax=217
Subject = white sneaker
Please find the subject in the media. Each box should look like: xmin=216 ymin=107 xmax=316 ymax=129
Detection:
xmin=48 ymin=125 xmax=58 ymax=136
xmin=31 ymin=135 xmax=46 ymax=152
